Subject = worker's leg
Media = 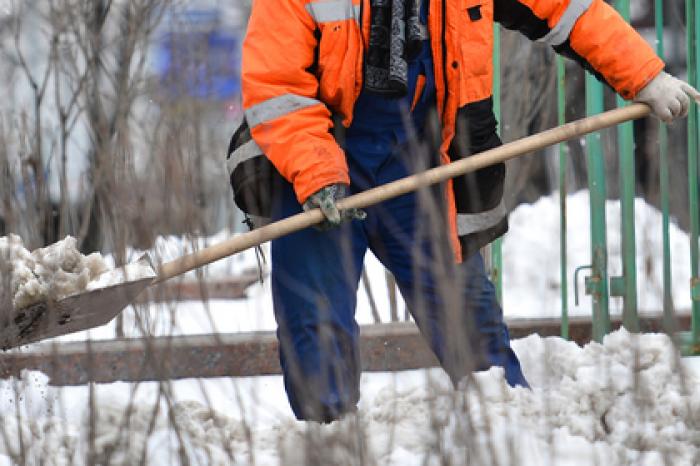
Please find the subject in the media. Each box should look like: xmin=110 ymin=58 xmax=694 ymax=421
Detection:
xmin=270 ymin=181 xmax=368 ymax=422
xmin=367 ymin=147 xmax=528 ymax=388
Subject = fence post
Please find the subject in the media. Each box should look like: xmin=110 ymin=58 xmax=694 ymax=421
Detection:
xmin=585 ymin=74 xmax=611 ymax=342
xmin=490 ymin=22 xmax=503 ymax=304
xmin=557 ymin=56 xmax=569 ymax=340
xmin=612 ymin=0 xmax=639 ymax=332
xmin=687 ymin=0 xmax=700 ymax=349
xmin=654 ymin=0 xmax=675 ymax=331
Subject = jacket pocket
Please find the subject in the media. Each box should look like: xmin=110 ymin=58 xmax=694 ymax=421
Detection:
xmin=461 ymin=0 xmax=484 ymax=21
xmin=458 ymin=0 xmax=493 ymax=77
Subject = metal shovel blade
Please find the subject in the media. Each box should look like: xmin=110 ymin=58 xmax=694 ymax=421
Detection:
xmin=0 ymin=256 xmax=156 ymax=350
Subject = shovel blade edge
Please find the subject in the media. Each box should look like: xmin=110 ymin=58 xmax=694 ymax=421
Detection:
xmin=1 ymin=275 xmax=154 ymax=350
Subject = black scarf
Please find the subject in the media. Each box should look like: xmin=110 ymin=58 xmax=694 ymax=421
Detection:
xmin=364 ymin=0 xmax=425 ymax=98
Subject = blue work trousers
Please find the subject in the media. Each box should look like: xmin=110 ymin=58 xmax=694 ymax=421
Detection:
xmin=270 ymin=135 xmax=527 ymax=422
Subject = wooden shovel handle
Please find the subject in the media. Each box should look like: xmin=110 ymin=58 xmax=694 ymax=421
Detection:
xmin=157 ymin=103 xmax=651 ymax=282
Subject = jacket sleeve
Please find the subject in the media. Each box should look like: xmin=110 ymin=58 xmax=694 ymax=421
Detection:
xmin=242 ymin=0 xmax=349 ymax=204
xmin=494 ymin=0 xmax=665 ymax=99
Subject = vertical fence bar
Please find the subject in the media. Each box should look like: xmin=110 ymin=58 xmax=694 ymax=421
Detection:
xmin=491 ymin=23 xmax=503 ymax=303
xmin=614 ymin=0 xmax=639 ymax=332
xmin=655 ymin=0 xmax=674 ymax=328
xmin=585 ymin=74 xmax=611 ymax=342
xmin=686 ymin=0 xmax=700 ymax=348
xmin=557 ymin=57 xmax=569 ymax=339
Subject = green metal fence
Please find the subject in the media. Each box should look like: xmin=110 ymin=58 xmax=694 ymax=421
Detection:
xmin=493 ymin=1 xmax=700 ymax=354
xmin=684 ymin=0 xmax=700 ymax=353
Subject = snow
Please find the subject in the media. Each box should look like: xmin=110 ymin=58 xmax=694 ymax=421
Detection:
xmin=85 ymin=259 xmax=156 ymax=291
xmin=124 ymin=230 xmax=265 ymax=281
xmin=503 ymin=191 xmax=692 ymax=319
xmin=1 ymin=233 xmax=151 ymax=313
xmin=0 ymin=329 xmax=698 ymax=465
xmin=1 ymin=191 xmax=699 ymax=464
xmin=0 ymin=235 xmax=109 ymax=309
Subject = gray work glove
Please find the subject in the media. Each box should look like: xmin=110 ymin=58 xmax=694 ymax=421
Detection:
xmin=302 ymin=183 xmax=366 ymax=230
xmin=634 ymin=71 xmax=700 ymax=123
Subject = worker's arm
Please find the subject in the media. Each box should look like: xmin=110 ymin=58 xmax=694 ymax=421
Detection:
xmin=493 ymin=0 xmax=698 ymax=121
xmin=242 ymin=0 xmax=349 ymax=205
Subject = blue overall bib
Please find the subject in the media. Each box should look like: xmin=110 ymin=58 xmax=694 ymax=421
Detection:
xmin=270 ymin=2 xmax=527 ymax=421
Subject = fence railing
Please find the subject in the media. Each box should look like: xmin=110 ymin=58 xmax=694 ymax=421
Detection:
xmin=489 ymin=0 xmax=700 ymax=354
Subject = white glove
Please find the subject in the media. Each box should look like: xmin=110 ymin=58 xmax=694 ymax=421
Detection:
xmin=634 ymin=72 xmax=700 ymax=123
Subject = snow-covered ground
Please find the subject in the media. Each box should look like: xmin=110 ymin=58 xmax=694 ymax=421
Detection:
xmin=0 ymin=330 xmax=698 ymax=465
xmin=503 ymin=191 xmax=692 ymax=319
xmin=1 ymin=191 xmax=698 ymax=465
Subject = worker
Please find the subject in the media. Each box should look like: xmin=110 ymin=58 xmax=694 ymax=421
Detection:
xmin=235 ymin=0 xmax=699 ymax=422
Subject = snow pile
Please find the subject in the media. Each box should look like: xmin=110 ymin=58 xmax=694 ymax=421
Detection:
xmin=510 ymin=330 xmax=700 ymax=465
xmin=0 ymin=235 xmax=109 ymax=309
xmin=0 ymin=373 xmax=261 ymax=466
xmin=146 ymin=400 xmax=261 ymax=465
xmin=503 ymin=191 xmax=692 ymax=318
xmin=275 ymin=329 xmax=699 ymax=466
xmin=0 ymin=329 xmax=697 ymax=465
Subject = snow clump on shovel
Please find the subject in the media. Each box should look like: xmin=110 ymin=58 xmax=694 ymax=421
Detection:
xmin=0 ymin=234 xmax=109 ymax=310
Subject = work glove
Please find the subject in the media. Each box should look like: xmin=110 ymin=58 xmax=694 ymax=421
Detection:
xmin=302 ymin=183 xmax=366 ymax=230
xmin=634 ymin=71 xmax=700 ymax=123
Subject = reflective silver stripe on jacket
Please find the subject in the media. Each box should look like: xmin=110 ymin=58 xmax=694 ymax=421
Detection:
xmin=538 ymin=0 xmax=593 ymax=47
xmin=456 ymin=200 xmax=507 ymax=236
xmin=227 ymin=139 xmax=264 ymax=176
xmin=245 ymin=94 xmax=322 ymax=128
xmin=305 ymin=0 xmax=360 ymax=23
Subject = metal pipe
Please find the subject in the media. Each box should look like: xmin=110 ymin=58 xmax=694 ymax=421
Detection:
xmin=491 ymin=23 xmax=503 ymax=303
xmin=655 ymin=0 xmax=675 ymax=329
xmin=557 ymin=56 xmax=569 ymax=339
xmin=585 ymin=74 xmax=611 ymax=342
xmin=614 ymin=0 xmax=639 ymax=331
xmin=687 ymin=0 xmax=700 ymax=344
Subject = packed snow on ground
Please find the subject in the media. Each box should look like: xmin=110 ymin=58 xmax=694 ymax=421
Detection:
xmin=0 ymin=329 xmax=697 ymax=465
xmin=0 ymin=235 xmax=110 ymax=309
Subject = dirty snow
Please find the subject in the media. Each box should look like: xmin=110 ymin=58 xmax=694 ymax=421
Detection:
xmin=0 ymin=235 xmax=109 ymax=309
xmin=0 ymin=329 xmax=697 ymax=465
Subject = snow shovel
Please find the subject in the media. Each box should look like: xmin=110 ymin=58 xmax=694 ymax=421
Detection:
xmin=0 ymin=103 xmax=652 ymax=349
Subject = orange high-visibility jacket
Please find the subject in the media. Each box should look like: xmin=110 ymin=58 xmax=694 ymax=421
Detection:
xmin=241 ymin=0 xmax=664 ymax=261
